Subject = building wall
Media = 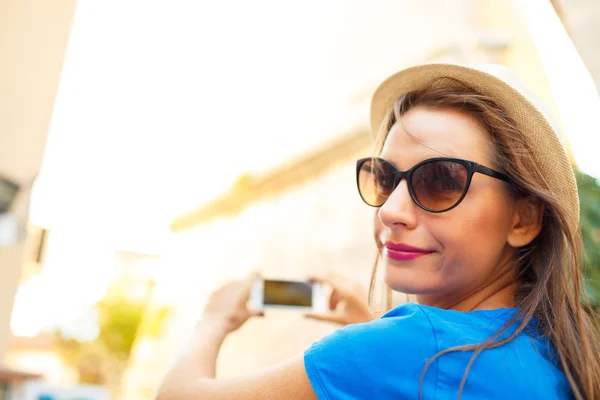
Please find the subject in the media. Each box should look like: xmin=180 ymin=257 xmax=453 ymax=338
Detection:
xmin=475 ymin=0 xmax=566 ymax=133
xmin=551 ymin=0 xmax=600 ymax=93
xmin=0 ymin=0 xmax=77 ymax=359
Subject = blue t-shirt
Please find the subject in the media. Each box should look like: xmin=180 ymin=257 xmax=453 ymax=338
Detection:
xmin=304 ymin=303 xmax=572 ymax=399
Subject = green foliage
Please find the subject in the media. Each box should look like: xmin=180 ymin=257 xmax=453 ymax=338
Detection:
xmin=96 ymin=298 xmax=146 ymax=358
xmin=53 ymin=296 xmax=148 ymax=387
xmin=53 ymin=292 xmax=172 ymax=390
xmin=53 ymin=338 xmax=113 ymax=385
xmin=138 ymin=305 xmax=171 ymax=338
xmin=576 ymin=170 xmax=600 ymax=305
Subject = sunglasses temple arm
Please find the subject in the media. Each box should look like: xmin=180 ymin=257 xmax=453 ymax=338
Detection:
xmin=475 ymin=164 xmax=511 ymax=183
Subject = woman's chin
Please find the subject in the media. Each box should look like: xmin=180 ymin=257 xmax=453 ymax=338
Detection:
xmin=384 ymin=265 xmax=441 ymax=295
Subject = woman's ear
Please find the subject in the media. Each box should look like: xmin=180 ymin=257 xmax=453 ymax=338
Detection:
xmin=507 ymin=197 xmax=544 ymax=248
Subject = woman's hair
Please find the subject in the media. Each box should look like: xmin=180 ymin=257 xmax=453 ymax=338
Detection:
xmin=368 ymin=84 xmax=600 ymax=400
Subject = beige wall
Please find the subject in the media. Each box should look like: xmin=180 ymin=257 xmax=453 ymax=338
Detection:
xmin=473 ymin=0 xmax=569 ymax=149
xmin=0 ymin=0 xmax=77 ymax=358
xmin=551 ymin=0 xmax=600 ymax=93
xmin=475 ymin=0 xmax=562 ymax=116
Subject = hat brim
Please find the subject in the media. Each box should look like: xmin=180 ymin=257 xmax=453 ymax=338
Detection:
xmin=370 ymin=63 xmax=579 ymax=227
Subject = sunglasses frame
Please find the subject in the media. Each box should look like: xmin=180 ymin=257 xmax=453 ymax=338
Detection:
xmin=356 ymin=157 xmax=512 ymax=213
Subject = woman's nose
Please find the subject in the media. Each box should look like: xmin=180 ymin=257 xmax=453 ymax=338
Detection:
xmin=378 ymin=180 xmax=418 ymax=229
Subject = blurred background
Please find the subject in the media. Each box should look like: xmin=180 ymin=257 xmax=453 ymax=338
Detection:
xmin=1 ymin=0 xmax=599 ymax=399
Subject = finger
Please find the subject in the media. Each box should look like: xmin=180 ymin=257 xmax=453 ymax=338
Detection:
xmin=242 ymin=270 xmax=261 ymax=295
xmin=241 ymin=308 xmax=264 ymax=321
xmin=330 ymin=271 xmax=369 ymax=299
xmin=308 ymin=274 xmax=344 ymax=293
xmin=304 ymin=313 xmax=347 ymax=325
xmin=329 ymin=289 xmax=341 ymax=311
xmin=327 ymin=271 xmax=354 ymax=288
xmin=246 ymin=270 xmax=261 ymax=283
xmin=307 ymin=274 xmax=327 ymax=284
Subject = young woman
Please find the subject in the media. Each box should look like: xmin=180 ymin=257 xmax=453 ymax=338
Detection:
xmin=156 ymin=64 xmax=600 ymax=399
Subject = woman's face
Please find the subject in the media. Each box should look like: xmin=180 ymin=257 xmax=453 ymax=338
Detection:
xmin=374 ymin=106 xmax=519 ymax=308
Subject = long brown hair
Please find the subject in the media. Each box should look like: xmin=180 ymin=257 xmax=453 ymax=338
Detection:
xmin=368 ymin=84 xmax=600 ymax=399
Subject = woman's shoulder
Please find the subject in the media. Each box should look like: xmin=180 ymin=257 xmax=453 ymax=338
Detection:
xmin=304 ymin=303 xmax=570 ymax=399
xmin=304 ymin=303 xmax=440 ymax=399
xmin=391 ymin=303 xmax=523 ymax=337
xmin=352 ymin=302 xmax=438 ymax=335
xmin=316 ymin=303 xmax=439 ymax=352
xmin=383 ymin=302 xmax=520 ymax=325
xmin=309 ymin=302 xmax=521 ymax=352
xmin=383 ymin=303 xmax=552 ymax=354
xmin=364 ymin=303 xmax=522 ymax=341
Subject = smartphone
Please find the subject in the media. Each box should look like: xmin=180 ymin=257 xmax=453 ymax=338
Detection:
xmin=249 ymin=278 xmax=327 ymax=313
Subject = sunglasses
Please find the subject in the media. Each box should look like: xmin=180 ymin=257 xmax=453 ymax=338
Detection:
xmin=356 ymin=157 xmax=512 ymax=212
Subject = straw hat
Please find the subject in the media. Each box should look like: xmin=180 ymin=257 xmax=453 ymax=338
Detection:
xmin=370 ymin=63 xmax=580 ymax=228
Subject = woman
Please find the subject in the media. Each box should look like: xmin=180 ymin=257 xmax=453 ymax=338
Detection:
xmin=156 ymin=64 xmax=600 ymax=399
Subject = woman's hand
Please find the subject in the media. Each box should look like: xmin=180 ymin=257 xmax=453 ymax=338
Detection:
xmin=156 ymin=272 xmax=265 ymax=387
xmin=305 ymin=272 xmax=375 ymax=326
xmin=201 ymin=272 xmax=264 ymax=335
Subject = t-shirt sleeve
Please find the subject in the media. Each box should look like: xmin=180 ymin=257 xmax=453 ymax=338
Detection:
xmin=303 ymin=304 xmax=439 ymax=400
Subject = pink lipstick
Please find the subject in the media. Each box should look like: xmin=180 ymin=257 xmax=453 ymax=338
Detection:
xmin=384 ymin=242 xmax=433 ymax=261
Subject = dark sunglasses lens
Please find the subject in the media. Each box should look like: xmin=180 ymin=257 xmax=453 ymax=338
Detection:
xmin=357 ymin=158 xmax=397 ymax=206
xmin=411 ymin=160 xmax=468 ymax=211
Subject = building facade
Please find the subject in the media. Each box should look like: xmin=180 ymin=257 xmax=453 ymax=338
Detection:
xmin=0 ymin=0 xmax=77 ymax=364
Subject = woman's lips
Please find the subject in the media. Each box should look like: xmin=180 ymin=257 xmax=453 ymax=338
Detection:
xmin=383 ymin=242 xmax=434 ymax=261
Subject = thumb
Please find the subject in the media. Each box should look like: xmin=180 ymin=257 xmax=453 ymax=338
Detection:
xmin=246 ymin=270 xmax=261 ymax=282
xmin=243 ymin=270 xmax=261 ymax=295
xmin=304 ymin=313 xmax=347 ymax=325
xmin=308 ymin=273 xmax=347 ymax=295
xmin=246 ymin=309 xmax=265 ymax=319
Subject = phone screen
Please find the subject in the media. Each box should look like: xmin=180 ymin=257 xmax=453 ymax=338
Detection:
xmin=263 ymin=280 xmax=312 ymax=307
